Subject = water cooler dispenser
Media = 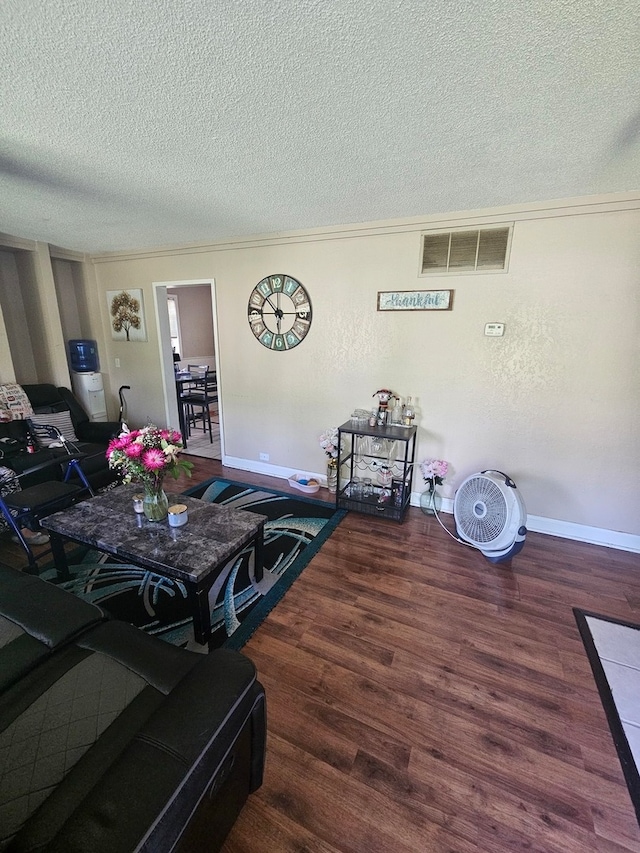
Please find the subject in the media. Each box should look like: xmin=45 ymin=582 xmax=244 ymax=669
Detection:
xmin=68 ymin=339 xmax=107 ymax=422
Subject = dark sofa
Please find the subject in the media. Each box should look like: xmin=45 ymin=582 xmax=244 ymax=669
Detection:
xmin=0 ymin=564 xmax=266 ymax=851
xmin=0 ymin=384 xmax=121 ymax=491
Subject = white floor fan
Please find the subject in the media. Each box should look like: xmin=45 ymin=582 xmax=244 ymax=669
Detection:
xmin=437 ymin=470 xmax=527 ymax=563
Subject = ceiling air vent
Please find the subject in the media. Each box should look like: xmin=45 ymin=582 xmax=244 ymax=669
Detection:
xmin=420 ymin=226 xmax=511 ymax=275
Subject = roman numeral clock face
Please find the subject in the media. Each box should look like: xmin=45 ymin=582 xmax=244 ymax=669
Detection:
xmin=247 ymin=275 xmax=312 ymax=351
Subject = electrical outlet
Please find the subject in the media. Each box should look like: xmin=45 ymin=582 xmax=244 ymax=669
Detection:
xmin=259 ymin=452 xmax=269 ymax=462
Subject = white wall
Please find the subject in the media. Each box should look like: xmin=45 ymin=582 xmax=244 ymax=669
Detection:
xmin=167 ymin=284 xmax=215 ymax=367
xmin=51 ymin=258 xmax=83 ymax=344
xmin=56 ymin=194 xmax=640 ymax=546
xmin=0 ymin=250 xmax=37 ymax=382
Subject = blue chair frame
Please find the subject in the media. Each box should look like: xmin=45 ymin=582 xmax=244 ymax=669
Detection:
xmin=0 ymin=443 xmax=93 ymax=569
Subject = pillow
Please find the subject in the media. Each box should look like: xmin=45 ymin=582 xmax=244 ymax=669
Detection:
xmin=0 ymin=384 xmax=34 ymax=423
xmin=28 ymin=412 xmax=79 ymax=447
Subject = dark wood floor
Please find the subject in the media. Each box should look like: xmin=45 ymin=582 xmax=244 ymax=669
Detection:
xmin=3 ymin=456 xmax=640 ymax=851
xmin=210 ymin=460 xmax=640 ymax=853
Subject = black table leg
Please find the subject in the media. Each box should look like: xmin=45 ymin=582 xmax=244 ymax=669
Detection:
xmin=188 ymin=583 xmax=211 ymax=646
xmin=253 ymin=522 xmax=265 ymax=583
xmin=49 ymin=533 xmax=71 ymax=581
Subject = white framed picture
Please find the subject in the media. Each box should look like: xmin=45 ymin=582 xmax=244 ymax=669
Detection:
xmin=106 ymin=288 xmax=147 ymax=341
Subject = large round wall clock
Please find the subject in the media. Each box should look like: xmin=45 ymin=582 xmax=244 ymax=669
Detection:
xmin=247 ymin=274 xmax=312 ymax=351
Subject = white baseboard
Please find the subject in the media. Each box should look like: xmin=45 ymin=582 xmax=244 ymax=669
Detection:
xmin=223 ymin=459 xmax=640 ymax=554
xmin=405 ymin=492 xmax=640 ymax=554
xmin=524 ymin=514 xmax=640 ymax=554
xmin=222 ymin=455 xmax=326 ymax=486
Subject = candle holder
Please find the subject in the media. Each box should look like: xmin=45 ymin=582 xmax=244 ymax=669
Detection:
xmin=168 ymin=504 xmax=189 ymax=527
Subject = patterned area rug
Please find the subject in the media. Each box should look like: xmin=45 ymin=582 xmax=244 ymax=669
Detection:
xmin=41 ymin=479 xmax=345 ymax=650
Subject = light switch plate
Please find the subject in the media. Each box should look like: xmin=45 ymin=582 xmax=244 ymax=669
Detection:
xmin=484 ymin=323 xmax=505 ymax=337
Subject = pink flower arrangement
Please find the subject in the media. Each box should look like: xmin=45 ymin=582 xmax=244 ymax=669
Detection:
xmin=319 ymin=427 xmax=340 ymax=459
xmin=420 ymin=458 xmax=449 ymax=486
xmin=106 ymin=425 xmax=193 ymax=488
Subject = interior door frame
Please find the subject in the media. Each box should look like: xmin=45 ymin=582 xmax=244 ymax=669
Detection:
xmin=152 ymin=278 xmax=223 ymax=458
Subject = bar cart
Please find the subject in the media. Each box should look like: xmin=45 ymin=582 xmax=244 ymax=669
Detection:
xmin=336 ymin=420 xmax=417 ymax=522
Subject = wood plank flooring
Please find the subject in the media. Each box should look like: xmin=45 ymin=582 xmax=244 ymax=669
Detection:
xmin=3 ymin=457 xmax=640 ymax=851
xmin=207 ymin=461 xmax=640 ymax=853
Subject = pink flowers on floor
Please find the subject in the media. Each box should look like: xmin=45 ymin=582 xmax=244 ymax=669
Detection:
xmin=420 ymin=458 xmax=449 ymax=485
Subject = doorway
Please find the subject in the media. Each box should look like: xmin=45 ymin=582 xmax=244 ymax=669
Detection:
xmin=153 ymin=279 xmax=222 ymax=461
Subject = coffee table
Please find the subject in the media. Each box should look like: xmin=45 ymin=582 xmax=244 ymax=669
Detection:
xmin=41 ymin=483 xmax=267 ymax=646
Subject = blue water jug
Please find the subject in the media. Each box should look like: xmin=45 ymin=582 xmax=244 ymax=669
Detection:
xmin=69 ymin=339 xmax=99 ymax=373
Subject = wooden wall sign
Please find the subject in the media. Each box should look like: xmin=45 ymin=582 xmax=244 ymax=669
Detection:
xmin=377 ymin=290 xmax=453 ymax=311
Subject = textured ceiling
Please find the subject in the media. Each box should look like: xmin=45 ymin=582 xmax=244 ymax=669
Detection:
xmin=1 ymin=0 xmax=639 ymax=253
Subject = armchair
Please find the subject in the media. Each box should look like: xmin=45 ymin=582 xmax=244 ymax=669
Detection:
xmin=21 ymin=383 xmax=121 ymax=490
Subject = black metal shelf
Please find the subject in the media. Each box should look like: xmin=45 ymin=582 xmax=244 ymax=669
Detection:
xmin=335 ymin=420 xmax=417 ymax=522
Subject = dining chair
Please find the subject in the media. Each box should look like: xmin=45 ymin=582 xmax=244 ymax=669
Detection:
xmin=180 ymin=369 xmax=218 ymax=442
xmin=181 ymin=364 xmax=210 ymax=393
xmin=177 ymin=365 xmax=208 ymax=432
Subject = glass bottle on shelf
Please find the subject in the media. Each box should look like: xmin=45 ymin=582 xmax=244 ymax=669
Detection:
xmin=403 ymin=396 xmax=415 ymax=427
xmin=378 ymin=464 xmax=392 ymax=488
xmin=391 ymin=397 xmax=404 ymax=426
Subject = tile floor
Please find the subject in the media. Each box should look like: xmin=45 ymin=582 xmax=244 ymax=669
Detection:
xmin=586 ymin=615 xmax=640 ymax=766
xmin=182 ymin=410 xmax=221 ymax=460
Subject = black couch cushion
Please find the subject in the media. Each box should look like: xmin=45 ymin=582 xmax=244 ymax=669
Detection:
xmin=0 ymin=422 xmax=29 ymax=461
xmin=0 ymin=565 xmax=105 ymax=693
xmin=0 ymin=641 xmax=153 ymax=848
xmin=19 ymin=385 xmax=67 ymax=416
xmin=1 ymin=623 xmax=264 ymax=852
xmin=0 ymin=564 xmax=266 ymax=853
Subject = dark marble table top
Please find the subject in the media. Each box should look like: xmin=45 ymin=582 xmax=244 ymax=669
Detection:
xmin=42 ymin=483 xmax=267 ymax=585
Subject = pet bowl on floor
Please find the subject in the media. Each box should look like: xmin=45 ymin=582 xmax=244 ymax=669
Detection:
xmin=287 ymin=474 xmax=320 ymax=494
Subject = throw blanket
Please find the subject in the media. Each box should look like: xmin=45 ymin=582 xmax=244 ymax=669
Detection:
xmin=0 ymin=384 xmax=34 ymax=423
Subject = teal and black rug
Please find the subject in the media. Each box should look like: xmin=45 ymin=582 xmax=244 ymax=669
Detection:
xmin=41 ymin=478 xmax=345 ymax=650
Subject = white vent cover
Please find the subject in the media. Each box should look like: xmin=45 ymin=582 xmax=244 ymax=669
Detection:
xmin=421 ymin=226 xmax=511 ymax=274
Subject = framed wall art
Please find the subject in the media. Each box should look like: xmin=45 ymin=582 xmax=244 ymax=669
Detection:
xmin=106 ymin=288 xmax=148 ymax=341
xmin=377 ymin=290 xmax=453 ymax=311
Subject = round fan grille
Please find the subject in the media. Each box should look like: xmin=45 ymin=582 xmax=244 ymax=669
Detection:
xmin=455 ymin=476 xmax=508 ymax=544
